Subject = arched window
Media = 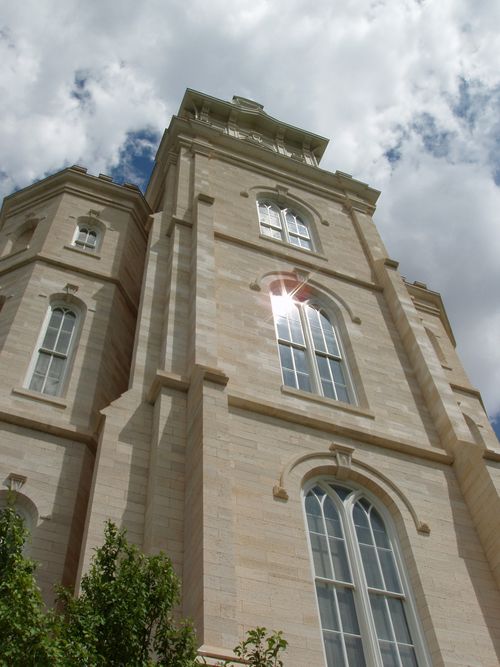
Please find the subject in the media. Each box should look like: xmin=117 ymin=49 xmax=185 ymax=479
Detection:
xmin=28 ymin=304 xmax=78 ymax=396
xmin=271 ymin=285 xmax=354 ymax=403
xmin=257 ymin=201 xmax=313 ymax=250
xmin=73 ymin=224 xmax=99 ymax=251
xmin=304 ymin=482 xmax=428 ymax=666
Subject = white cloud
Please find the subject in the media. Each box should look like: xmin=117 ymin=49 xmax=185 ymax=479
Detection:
xmin=0 ymin=0 xmax=499 ymax=428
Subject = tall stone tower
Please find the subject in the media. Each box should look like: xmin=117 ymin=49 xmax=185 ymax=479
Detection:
xmin=1 ymin=90 xmax=499 ymax=666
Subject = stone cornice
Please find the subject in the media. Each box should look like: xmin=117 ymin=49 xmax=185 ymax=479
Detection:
xmin=1 ymin=167 xmax=151 ymax=232
xmin=146 ymin=117 xmax=380 ymax=214
xmin=214 ymin=230 xmax=382 ymax=293
xmin=227 ymin=390 xmax=453 ymax=465
xmin=0 ymin=253 xmax=138 ymax=316
xmin=0 ymin=405 xmax=98 ymax=452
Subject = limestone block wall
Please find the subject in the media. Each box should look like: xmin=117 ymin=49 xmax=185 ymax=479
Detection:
xmin=0 ymin=422 xmax=92 ymax=602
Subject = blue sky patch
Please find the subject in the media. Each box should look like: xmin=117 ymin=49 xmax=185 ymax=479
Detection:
xmin=110 ymin=129 xmax=159 ymax=191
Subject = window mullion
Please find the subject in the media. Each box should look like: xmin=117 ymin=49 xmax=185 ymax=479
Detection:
xmin=300 ymin=305 xmax=321 ymax=394
xmin=383 ymin=596 xmax=404 ymax=667
xmin=280 ymin=209 xmax=290 ymax=244
xmin=344 ymin=498 xmax=384 ymax=667
xmin=319 ymin=491 xmax=352 ymax=667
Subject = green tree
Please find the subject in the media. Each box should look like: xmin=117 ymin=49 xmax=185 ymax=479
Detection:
xmin=230 ymin=627 xmax=287 ymax=667
xmin=0 ymin=498 xmax=54 ymax=667
xmin=0 ymin=506 xmax=287 ymax=666
xmin=53 ymin=521 xmax=197 ymax=666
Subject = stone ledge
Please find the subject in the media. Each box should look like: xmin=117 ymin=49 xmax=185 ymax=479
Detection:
xmin=280 ymin=385 xmax=374 ymax=419
xmin=228 ymin=390 xmax=453 ymax=464
xmin=12 ymin=387 xmax=68 ymax=408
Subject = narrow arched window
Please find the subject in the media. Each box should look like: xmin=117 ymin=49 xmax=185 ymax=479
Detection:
xmin=305 ymin=482 xmax=428 ymax=666
xmin=271 ymin=286 xmax=353 ymax=403
xmin=257 ymin=201 xmax=313 ymax=250
xmin=28 ymin=305 xmax=78 ymax=396
xmin=73 ymin=224 xmax=99 ymax=251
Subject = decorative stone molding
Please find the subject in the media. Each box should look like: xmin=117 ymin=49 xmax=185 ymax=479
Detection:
xmin=63 ymin=283 xmax=79 ymax=296
xmin=6 ymin=472 xmax=27 ymax=491
xmin=272 ymin=444 xmax=431 ymax=534
xmin=329 ymin=443 xmax=354 ymax=479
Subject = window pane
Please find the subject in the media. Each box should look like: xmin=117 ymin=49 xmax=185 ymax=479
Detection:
xmin=336 ymin=587 xmax=359 ymax=634
xmin=310 ymin=533 xmax=332 ymax=579
xmin=285 ymin=211 xmax=298 ymax=233
xmin=61 ymin=311 xmax=76 ymax=330
xmin=297 ymin=222 xmax=309 ymax=237
xmin=278 ymin=344 xmax=293 ymax=371
xmin=330 ymin=359 xmax=347 ymax=387
xmin=56 ymin=331 xmax=72 ymax=354
xmin=399 ymin=644 xmax=418 ymax=667
xmin=330 ymin=485 xmax=352 ymax=501
xmin=29 ymin=372 xmax=45 ymax=393
xmin=370 ymin=594 xmax=392 ymax=641
xmin=323 ymin=631 xmax=345 ymax=667
xmin=316 ymin=582 xmax=340 ymax=631
xmin=276 ymin=315 xmax=291 ymax=342
xmin=379 ymin=549 xmax=402 ymax=593
xmin=329 ymin=537 xmax=351 ymax=583
xmin=33 ymin=352 xmax=50 ymax=376
xmin=48 ymin=356 xmax=65 ymax=381
xmin=305 ymin=492 xmax=324 ymax=534
xmin=323 ymin=497 xmax=343 ymax=538
xmin=360 ymin=544 xmax=384 ymax=589
xmin=353 ymin=504 xmax=373 ymax=546
xmin=370 ymin=509 xmax=391 ymax=549
xmin=289 ymin=235 xmax=301 ymax=247
xmin=323 ymin=327 xmax=340 ymax=357
xmin=282 ymin=368 xmax=296 ymax=388
xmin=321 ymin=379 xmax=336 ymax=399
xmin=293 ymin=347 xmax=308 ymax=375
xmin=297 ymin=371 xmax=312 ymax=392
xmin=317 ymin=355 xmax=332 ymax=381
xmin=387 ymin=598 xmax=412 ymax=644
xmin=344 ymin=635 xmax=366 ymax=667
xmin=289 ymin=314 xmax=304 ymax=345
xmin=335 ymin=385 xmax=350 ymax=404
xmin=380 ymin=641 xmax=399 ymax=667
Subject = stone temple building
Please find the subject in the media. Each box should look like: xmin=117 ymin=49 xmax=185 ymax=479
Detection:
xmin=0 ymin=89 xmax=499 ymax=666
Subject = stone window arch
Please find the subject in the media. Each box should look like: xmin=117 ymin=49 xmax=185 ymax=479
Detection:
xmin=270 ymin=280 xmax=356 ymax=404
xmin=26 ymin=299 xmax=83 ymax=397
xmin=257 ymin=200 xmax=314 ymax=251
xmin=71 ymin=216 xmax=104 ymax=252
xmin=303 ymin=479 xmax=430 ymax=666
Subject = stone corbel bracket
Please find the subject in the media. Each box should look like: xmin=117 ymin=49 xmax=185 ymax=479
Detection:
xmin=273 ymin=442 xmax=430 ymax=535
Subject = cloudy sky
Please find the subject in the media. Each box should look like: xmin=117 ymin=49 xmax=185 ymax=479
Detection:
xmin=1 ymin=0 xmax=499 ymax=437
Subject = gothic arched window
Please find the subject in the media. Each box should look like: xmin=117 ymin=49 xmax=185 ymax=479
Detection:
xmin=304 ymin=482 xmax=428 ymax=666
xmin=271 ymin=286 xmax=354 ymax=404
xmin=257 ymin=201 xmax=313 ymax=251
xmin=28 ymin=304 xmax=79 ymax=396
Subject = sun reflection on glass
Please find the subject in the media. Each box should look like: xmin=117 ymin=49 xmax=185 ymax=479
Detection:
xmin=271 ymin=293 xmax=296 ymax=318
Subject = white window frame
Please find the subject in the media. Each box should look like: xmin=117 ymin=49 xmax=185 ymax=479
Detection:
xmin=25 ymin=303 xmax=80 ymax=397
xmin=72 ymin=223 xmax=100 ymax=252
xmin=257 ymin=200 xmax=314 ymax=251
xmin=271 ymin=291 xmax=356 ymax=404
xmin=303 ymin=479 xmax=431 ymax=667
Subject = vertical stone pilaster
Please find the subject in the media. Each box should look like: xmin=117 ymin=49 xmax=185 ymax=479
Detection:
xmin=183 ymin=365 xmax=236 ymax=652
xmin=188 ymin=151 xmax=218 ymax=371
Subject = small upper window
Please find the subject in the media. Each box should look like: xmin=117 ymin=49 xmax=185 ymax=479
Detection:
xmin=28 ymin=305 xmax=78 ymax=396
xmin=73 ymin=224 xmax=99 ymax=252
xmin=257 ymin=201 xmax=313 ymax=251
xmin=271 ymin=284 xmax=354 ymax=404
